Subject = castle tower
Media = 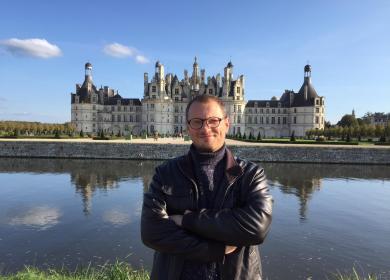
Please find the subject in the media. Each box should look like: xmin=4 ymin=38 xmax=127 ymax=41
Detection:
xmin=298 ymin=64 xmax=318 ymax=101
xmin=85 ymin=62 xmax=92 ymax=81
xmin=155 ymin=61 xmax=165 ymax=94
xmin=192 ymin=56 xmax=200 ymax=91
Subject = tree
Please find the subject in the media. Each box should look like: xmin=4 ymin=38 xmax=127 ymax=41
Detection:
xmin=290 ymin=131 xmax=296 ymax=142
xmin=257 ymin=131 xmax=262 ymax=141
xmin=80 ymin=129 xmax=84 ymax=137
xmin=242 ymin=133 xmax=247 ymax=140
xmin=337 ymin=114 xmax=358 ymax=127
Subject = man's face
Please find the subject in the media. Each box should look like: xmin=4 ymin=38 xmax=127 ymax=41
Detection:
xmin=187 ymin=100 xmax=229 ymax=152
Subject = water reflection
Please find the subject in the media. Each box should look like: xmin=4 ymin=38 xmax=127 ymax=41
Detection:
xmin=1 ymin=159 xmax=390 ymax=219
xmin=7 ymin=206 xmax=61 ymax=230
xmin=263 ymin=163 xmax=390 ymax=220
xmin=0 ymin=158 xmax=158 ymax=215
xmin=1 ymin=158 xmax=390 ymax=278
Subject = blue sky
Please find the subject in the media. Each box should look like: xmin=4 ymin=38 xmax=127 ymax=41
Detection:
xmin=0 ymin=0 xmax=389 ymax=124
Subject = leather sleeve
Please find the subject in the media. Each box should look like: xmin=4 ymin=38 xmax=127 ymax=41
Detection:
xmin=181 ymin=165 xmax=273 ymax=246
xmin=141 ymin=166 xmax=226 ymax=262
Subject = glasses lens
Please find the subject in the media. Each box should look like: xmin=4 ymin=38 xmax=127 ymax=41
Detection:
xmin=190 ymin=119 xmax=203 ymax=129
xmin=207 ymin=117 xmax=221 ymax=128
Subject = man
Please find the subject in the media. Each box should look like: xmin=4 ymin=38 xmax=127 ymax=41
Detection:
xmin=141 ymin=95 xmax=273 ymax=280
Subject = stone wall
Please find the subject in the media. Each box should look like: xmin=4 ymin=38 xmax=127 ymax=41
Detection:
xmin=1 ymin=141 xmax=389 ymax=165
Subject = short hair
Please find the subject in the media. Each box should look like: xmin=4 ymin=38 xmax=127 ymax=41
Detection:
xmin=185 ymin=95 xmax=227 ymax=121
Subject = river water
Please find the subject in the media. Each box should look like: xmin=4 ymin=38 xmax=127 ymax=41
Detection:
xmin=0 ymin=158 xmax=389 ymax=279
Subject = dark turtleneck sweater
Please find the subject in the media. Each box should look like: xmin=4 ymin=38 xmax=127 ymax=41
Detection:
xmin=180 ymin=144 xmax=226 ymax=280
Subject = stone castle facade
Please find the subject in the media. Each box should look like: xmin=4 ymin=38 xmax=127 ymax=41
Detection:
xmin=71 ymin=58 xmax=325 ymax=137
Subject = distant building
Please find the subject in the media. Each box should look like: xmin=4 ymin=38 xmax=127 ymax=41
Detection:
xmin=71 ymin=59 xmax=325 ymax=137
xmin=367 ymin=112 xmax=390 ymax=126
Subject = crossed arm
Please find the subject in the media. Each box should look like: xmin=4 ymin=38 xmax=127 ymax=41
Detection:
xmin=141 ymin=166 xmax=272 ymax=261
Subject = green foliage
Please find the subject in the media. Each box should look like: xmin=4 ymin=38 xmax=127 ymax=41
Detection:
xmin=290 ymin=131 xmax=296 ymax=142
xmin=79 ymin=130 xmax=84 ymax=137
xmin=0 ymin=261 xmax=149 ymax=280
xmin=337 ymin=114 xmax=358 ymax=127
xmin=257 ymin=131 xmax=262 ymax=141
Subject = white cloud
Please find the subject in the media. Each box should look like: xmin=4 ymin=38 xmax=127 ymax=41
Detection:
xmin=103 ymin=42 xmax=135 ymax=58
xmin=8 ymin=206 xmax=61 ymax=230
xmin=135 ymin=55 xmax=150 ymax=64
xmin=0 ymin=38 xmax=62 ymax=58
xmin=103 ymin=42 xmax=150 ymax=64
xmin=102 ymin=209 xmax=130 ymax=226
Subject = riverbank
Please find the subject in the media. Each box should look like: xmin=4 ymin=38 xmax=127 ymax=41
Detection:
xmin=1 ymin=138 xmax=390 ymax=164
xmin=0 ymin=264 xmax=378 ymax=280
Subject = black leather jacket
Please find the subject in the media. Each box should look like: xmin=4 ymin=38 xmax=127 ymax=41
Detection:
xmin=141 ymin=148 xmax=273 ymax=280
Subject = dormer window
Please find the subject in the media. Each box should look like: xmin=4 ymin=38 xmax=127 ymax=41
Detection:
xmin=117 ymin=100 xmax=121 ymax=105
xmin=316 ymin=99 xmax=319 ymax=105
xmin=278 ymin=102 xmax=281 ymax=108
xmin=266 ymin=102 xmax=270 ymax=107
xmin=75 ymin=96 xmax=79 ymax=103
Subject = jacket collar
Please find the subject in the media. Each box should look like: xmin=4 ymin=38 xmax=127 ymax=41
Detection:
xmin=179 ymin=145 xmax=244 ymax=185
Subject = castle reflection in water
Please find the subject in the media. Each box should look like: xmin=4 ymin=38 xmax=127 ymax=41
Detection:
xmin=1 ymin=158 xmax=389 ymax=219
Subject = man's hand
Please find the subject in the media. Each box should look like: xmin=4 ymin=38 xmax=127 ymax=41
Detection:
xmin=225 ymin=245 xmax=237 ymax=255
xmin=169 ymin=215 xmax=183 ymax=226
xmin=169 ymin=210 xmax=192 ymax=227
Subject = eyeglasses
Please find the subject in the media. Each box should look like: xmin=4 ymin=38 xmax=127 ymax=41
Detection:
xmin=187 ymin=117 xmax=226 ymax=130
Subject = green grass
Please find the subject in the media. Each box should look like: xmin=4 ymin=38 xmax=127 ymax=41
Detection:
xmin=0 ymin=261 xmax=149 ymax=280
xmin=332 ymin=267 xmax=379 ymax=280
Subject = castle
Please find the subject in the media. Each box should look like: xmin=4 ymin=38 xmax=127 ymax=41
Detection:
xmin=71 ymin=58 xmax=325 ymax=137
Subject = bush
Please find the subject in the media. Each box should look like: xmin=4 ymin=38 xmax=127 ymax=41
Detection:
xmin=290 ymin=131 xmax=296 ymax=142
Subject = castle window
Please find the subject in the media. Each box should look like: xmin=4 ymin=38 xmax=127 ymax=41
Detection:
xmin=93 ymin=105 xmax=96 ymax=110
xmin=316 ymin=116 xmax=319 ymax=124
xmin=284 ymin=109 xmax=287 ymax=114
xmin=294 ymin=116 xmax=296 ymax=124
xmin=254 ymin=117 xmax=258 ymax=124
xmin=271 ymin=117 xmax=275 ymax=124
xmin=111 ymin=106 xmax=115 ymax=112
xmin=266 ymin=117 xmax=269 ymax=124
xmin=175 ymin=88 xmax=179 ymax=94
xmin=283 ymin=117 xmax=287 ymax=124
xmin=118 ymin=106 xmax=121 ymax=112
xmin=294 ymin=108 xmax=297 ymax=113
xmin=152 ymin=86 xmax=156 ymax=93
xmin=261 ymin=117 xmax=264 ymax=124
xmin=175 ymin=97 xmax=179 ymax=101
xmin=316 ymin=99 xmax=319 ymax=105
xmin=261 ymin=108 xmax=263 ymax=113
xmin=151 ymin=104 xmax=155 ymax=110
xmin=278 ymin=117 xmax=280 ymax=124
xmin=316 ymin=108 xmax=320 ymax=113
xmin=237 ymin=87 xmax=240 ymax=93
xmin=237 ymin=116 xmax=241 ymax=123
xmin=272 ymin=109 xmax=275 ymax=114
xmin=266 ymin=109 xmax=269 ymax=114
xmin=238 ymin=105 xmax=242 ymax=113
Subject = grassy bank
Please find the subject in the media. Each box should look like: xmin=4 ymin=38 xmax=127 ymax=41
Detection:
xmin=0 ymin=261 xmax=149 ymax=280
xmin=0 ymin=263 xmax=382 ymax=280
